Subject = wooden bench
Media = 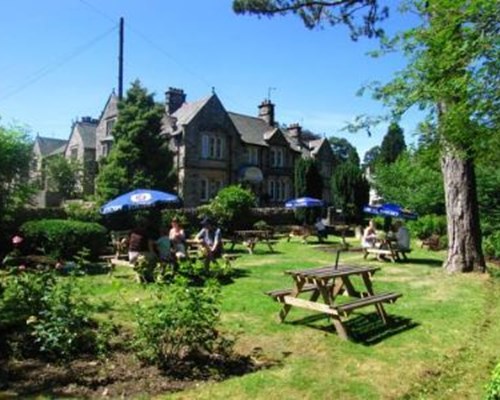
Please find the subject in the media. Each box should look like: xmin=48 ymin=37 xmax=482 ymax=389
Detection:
xmin=333 ymin=292 xmax=402 ymax=316
xmin=363 ymin=243 xmax=411 ymax=262
xmin=222 ymin=254 xmax=240 ymax=268
xmin=266 ymin=283 xmax=334 ymax=301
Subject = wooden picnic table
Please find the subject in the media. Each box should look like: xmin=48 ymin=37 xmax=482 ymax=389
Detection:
xmin=229 ymin=230 xmax=276 ymax=254
xmin=267 ymin=264 xmax=402 ymax=340
xmin=363 ymin=238 xmax=411 ymax=262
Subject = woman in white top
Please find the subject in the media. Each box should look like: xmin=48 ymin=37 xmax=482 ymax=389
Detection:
xmin=362 ymin=220 xmax=378 ymax=248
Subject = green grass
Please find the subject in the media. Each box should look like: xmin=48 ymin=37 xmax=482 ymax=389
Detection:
xmin=79 ymin=238 xmax=500 ymax=399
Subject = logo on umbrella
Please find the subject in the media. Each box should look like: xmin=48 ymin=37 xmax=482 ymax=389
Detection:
xmin=131 ymin=193 xmax=152 ymax=203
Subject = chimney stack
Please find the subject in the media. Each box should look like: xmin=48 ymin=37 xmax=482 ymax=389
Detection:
xmin=165 ymin=87 xmax=186 ymax=115
xmin=258 ymin=99 xmax=275 ymax=126
xmin=287 ymin=123 xmax=302 ymax=139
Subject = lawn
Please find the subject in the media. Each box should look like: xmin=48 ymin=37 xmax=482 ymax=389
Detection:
xmin=50 ymin=239 xmax=500 ymax=398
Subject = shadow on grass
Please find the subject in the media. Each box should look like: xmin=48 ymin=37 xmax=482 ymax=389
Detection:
xmin=404 ymin=258 xmax=443 ymax=267
xmin=288 ymin=312 xmax=418 ymax=345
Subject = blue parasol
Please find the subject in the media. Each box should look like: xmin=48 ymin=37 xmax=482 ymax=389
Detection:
xmin=285 ymin=197 xmax=324 ymax=208
xmin=363 ymin=203 xmax=418 ymax=220
xmin=100 ymin=188 xmax=180 ymax=215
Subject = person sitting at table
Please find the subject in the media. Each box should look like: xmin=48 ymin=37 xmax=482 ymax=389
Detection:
xmin=314 ymin=217 xmax=327 ymax=243
xmin=169 ymin=217 xmax=186 ymax=259
xmin=195 ymin=217 xmax=223 ymax=263
xmin=128 ymin=223 xmax=155 ymax=265
xmin=155 ymin=226 xmax=172 ymax=263
xmin=361 ymin=219 xmax=378 ymax=248
xmin=394 ymin=220 xmax=411 ymax=259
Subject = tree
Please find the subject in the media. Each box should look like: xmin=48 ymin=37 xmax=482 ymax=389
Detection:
xmin=233 ymin=0 xmax=498 ymax=273
xmin=96 ymin=81 xmax=175 ymax=202
xmin=294 ymin=158 xmax=323 ymax=198
xmin=43 ymin=155 xmax=81 ymax=199
xmin=0 ymin=122 xmax=34 ymax=223
xmin=328 ymin=136 xmax=360 ymax=167
xmin=362 ymin=145 xmax=381 ymax=170
xmin=374 ymin=149 xmax=445 ymax=215
xmin=378 ymin=122 xmax=406 ymax=164
xmin=330 ymin=162 xmax=370 ymax=223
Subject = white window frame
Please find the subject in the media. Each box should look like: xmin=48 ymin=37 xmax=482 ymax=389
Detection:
xmin=202 ymin=134 xmax=224 ymax=160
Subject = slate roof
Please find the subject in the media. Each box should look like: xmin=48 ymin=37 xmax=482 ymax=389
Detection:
xmin=163 ymin=96 xmax=212 ymax=135
xmin=35 ymin=136 xmax=68 ymax=156
xmin=45 ymin=144 xmax=67 ymax=157
xmin=76 ymin=121 xmax=97 ymax=149
xmin=227 ymin=112 xmax=275 ymax=146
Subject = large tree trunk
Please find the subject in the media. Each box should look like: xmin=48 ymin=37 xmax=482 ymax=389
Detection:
xmin=441 ymin=150 xmax=485 ymax=273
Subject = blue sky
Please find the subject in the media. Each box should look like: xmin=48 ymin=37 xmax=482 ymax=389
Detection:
xmin=0 ymin=0 xmax=421 ymax=158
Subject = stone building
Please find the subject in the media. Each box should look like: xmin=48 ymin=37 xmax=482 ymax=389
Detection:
xmin=161 ymin=88 xmax=334 ymax=207
xmin=31 ymin=87 xmax=335 ymax=208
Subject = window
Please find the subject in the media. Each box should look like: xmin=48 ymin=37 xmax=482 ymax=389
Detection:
xmin=105 ymin=118 xmax=115 ymax=136
xmin=268 ymin=179 xmax=288 ymax=202
xmin=201 ymin=134 xmax=224 ymax=159
xmin=270 ymin=148 xmax=284 ymax=167
xmin=210 ymin=180 xmax=224 ymax=198
xmin=200 ymin=178 xmax=209 ymax=201
xmin=103 ymin=142 xmax=113 ymax=157
xmin=247 ymin=147 xmax=259 ymax=165
xmin=70 ymin=147 xmax=78 ymax=160
xmin=200 ymin=178 xmax=224 ymax=202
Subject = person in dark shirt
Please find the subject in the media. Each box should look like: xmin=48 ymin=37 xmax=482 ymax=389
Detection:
xmin=128 ymin=225 xmax=154 ymax=264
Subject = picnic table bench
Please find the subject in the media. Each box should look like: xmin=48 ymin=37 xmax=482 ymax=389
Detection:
xmin=266 ymin=264 xmax=402 ymax=340
xmin=363 ymin=239 xmax=411 ymax=262
xmin=229 ymin=230 xmax=276 ymax=254
xmin=186 ymin=239 xmax=240 ymax=268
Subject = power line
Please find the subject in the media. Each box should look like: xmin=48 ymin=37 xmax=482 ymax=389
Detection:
xmin=76 ymin=0 xmax=213 ymax=89
xmin=0 ymin=25 xmax=117 ymax=103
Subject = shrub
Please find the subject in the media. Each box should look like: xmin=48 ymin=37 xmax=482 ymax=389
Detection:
xmin=0 ymin=270 xmax=108 ymax=360
xmin=132 ymin=279 xmax=228 ymax=369
xmin=485 ymin=362 xmax=500 ymax=400
xmin=199 ymin=185 xmax=256 ymax=231
xmin=484 ymin=232 xmax=500 ymax=260
xmin=407 ymin=214 xmax=447 ymax=240
xmin=20 ymin=219 xmax=107 ymax=260
xmin=30 ymin=276 xmax=98 ymax=360
xmin=64 ymin=201 xmax=102 ymax=223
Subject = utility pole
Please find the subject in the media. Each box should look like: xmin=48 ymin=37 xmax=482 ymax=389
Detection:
xmin=118 ymin=17 xmax=124 ymax=100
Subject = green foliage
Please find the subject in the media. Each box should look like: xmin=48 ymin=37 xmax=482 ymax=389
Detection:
xmin=20 ymin=219 xmax=107 ymax=260
xmin=43 ymin=155 xmax=81 ymax=199
xmin=199 ymin=185 xmax=256 ymax=230
xmin=330 ymin=161 xmax=369 ymax=223
xmin=378 ymin=122 xmax=406 ymax=165
xmin=132 ymin=279 xmax=228 ymax=369
xmin=407 ymin=214 xmax=447 ymax=240
xmin=95 ymin=80 xmax=175 ymax=203
xmin=64 ymin=201 xmax=102 ymax=223
xmin=374 ymin=150 xmax=445 ymax=215
xmin=0 ymin=270 xmax=55 ymax=332
xmin=232 ymin=0 xmax=387 ymax=40
xmin=294 ymin=158 xmax=323 ymax=198
xmin=485 ymin=362 xmax=500 ymax=400
xmin=363 ymin=145 xmax=381 ymax=170
xmin=0 ymin=122 xmax=35 ymax=225
xmin=0 ymin=270 xmax=107 ymax=360
xmin=483 ymin=232 xmax=500 ymax=260
xmin=30 ymin=276 xmax=97 ymax=360
xmin=328 ymin=136 xmax=360 ymax=167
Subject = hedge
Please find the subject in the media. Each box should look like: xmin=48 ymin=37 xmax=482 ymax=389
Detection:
xmin=20 ymin=219 xmax=108 ymax=260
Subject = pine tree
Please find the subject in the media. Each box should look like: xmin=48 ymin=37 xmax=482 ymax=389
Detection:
xmin=379 ymin=122 xmax=406 ymax=165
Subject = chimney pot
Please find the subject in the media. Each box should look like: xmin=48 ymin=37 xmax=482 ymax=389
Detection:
xmin=258 ymin=99 xmax=275 ymax=126
xmin=165 ymin=87 xmax=186 ymax=115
